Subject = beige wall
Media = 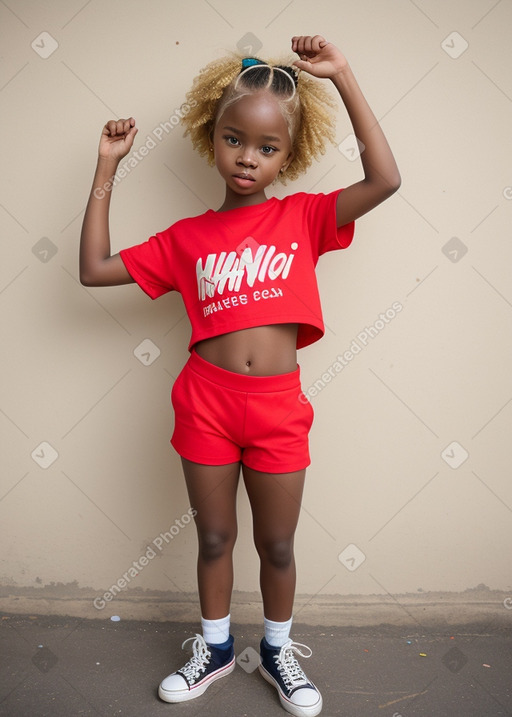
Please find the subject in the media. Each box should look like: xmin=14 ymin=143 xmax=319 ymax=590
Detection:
xmin=1 ymin=0 xmax=512 ymax=622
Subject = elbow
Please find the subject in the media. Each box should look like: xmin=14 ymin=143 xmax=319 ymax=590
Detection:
xmin=79 ymin=268 xmax=97 ymax=287
xmin=79 ymin=254 xmax=91 ymax=286
xmin=381 ymin=174 xmax=401 ymax=202
xmin=79 ymin=266 xmax=89 ymax=286
xmin=79 ymin=258 xmax=102 ymax=287
xmin=367 ymin=172 xmax=401 ymax=205
xmin=374 ymin=177 xmax=401 ymax=206
xmin=387 ymin=170 xmax=401 ymax=194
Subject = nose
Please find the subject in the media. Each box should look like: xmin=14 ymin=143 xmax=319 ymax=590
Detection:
xmin=237 ymin=147 xmax=258 ymax=168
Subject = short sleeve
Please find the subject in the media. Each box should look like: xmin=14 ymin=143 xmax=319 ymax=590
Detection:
xmin=119 ymin=230 xmax=176 ymax=299
xmin=306 ymin=189 xmax=355 ymax=261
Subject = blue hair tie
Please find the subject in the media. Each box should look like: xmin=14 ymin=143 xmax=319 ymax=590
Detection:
xmin=241 ymin=57 xmax=266 ymax=69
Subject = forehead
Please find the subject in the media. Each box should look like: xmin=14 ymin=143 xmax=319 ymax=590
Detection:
xmin=218 ymin=91 xmax=290 ymax=137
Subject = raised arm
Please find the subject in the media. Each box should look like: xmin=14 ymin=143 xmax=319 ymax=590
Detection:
xmin=292 ymin=35 xmax=401 ymax=226
xmin=79 ymin=118 xmax=138 ymax=286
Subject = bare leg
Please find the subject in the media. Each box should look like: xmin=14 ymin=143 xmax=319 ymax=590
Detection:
xmin=242 ymin=465 xmax=305 ymax=621
xmin=181 ymin=458 xmax=240 ymax=620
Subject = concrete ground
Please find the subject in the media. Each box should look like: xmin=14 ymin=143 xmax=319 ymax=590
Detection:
xmin=1 ymin=614 xmax=511 ymax=717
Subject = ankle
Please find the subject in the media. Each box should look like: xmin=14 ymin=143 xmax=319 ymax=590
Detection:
xmin=264 ymin=616 xmax=293 ymax=647
xmin=201 ymin=613 xmax=231 ymax=645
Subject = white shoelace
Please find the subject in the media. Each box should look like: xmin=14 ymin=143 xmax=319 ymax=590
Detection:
xmin=178 ymin=634 xmax=211 ymax=684
xmin=275 ymin=640 xmax=313 ymax=690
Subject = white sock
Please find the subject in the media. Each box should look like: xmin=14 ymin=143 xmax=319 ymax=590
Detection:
xmin=201 ymin=614 xmax=230 ymax=645
xmin=264 ymin=616 xmax=293 ymax=647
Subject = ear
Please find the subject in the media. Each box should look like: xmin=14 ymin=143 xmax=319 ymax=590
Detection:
xmin=280 ymin=150 xmax=294 ymax=174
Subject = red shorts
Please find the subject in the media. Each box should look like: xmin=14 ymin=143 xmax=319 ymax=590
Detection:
xmin=170 ymin=350 xmax=314 ymax=473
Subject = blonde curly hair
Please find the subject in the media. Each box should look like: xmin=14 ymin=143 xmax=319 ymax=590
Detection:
xmin=180 ymin=53 xmax=338 ymax=184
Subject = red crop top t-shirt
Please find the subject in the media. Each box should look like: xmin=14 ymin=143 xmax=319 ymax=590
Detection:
xmin=120 ymin=189 xmax=354 ymax=351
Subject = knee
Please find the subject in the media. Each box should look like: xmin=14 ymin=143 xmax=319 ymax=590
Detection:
xmin=258 ymin=538 xmax=294 ymax=570
xmin=198 ymin=530 xmax=236 ymax=563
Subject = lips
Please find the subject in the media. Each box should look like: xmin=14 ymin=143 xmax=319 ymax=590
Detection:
xmin=233 ymin=173 xmax=255 ymax=181
xmin=232 ymin=173 xmax=256 ymax=188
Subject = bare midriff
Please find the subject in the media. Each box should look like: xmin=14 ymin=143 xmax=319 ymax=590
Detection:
xmin=194 ymin=324 xmax=298 ymax=376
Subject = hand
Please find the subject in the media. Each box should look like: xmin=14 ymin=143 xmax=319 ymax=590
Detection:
xmin=291 ymin=35 xmax=349 ymax=79
xmin=98 ymin=117 xmax=138 ymax=162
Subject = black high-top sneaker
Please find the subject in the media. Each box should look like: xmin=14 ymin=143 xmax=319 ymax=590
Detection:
xmin=259 ymin=637 xmax=322 ymax=716
xmin=158 ymin=633 xmax=235 ymax=703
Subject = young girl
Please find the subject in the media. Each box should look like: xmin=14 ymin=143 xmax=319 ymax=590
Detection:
xmin=80 ymin=35 xmax=400 ymax=717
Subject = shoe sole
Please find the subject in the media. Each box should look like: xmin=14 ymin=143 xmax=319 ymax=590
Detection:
xmin=258 ymin=664 xmax=323 ymax=717
xmin=158 ymin=657 xmax=235 ymax=703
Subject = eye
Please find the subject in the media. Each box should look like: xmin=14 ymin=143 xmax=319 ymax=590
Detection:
xmin=261 ymin=145 xmax=277 ymax=155
xmin=223 ymin=135 xmax=240 ymax=146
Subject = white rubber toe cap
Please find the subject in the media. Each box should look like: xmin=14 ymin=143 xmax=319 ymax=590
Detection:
xmin=291 ymin=686 xmax=321 ymax=707
xmin=158 ymin=672 xmax=190 ymax=702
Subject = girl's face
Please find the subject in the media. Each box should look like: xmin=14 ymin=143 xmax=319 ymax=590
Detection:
xmin=213 ymin=90 xmax=294 ymax=204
